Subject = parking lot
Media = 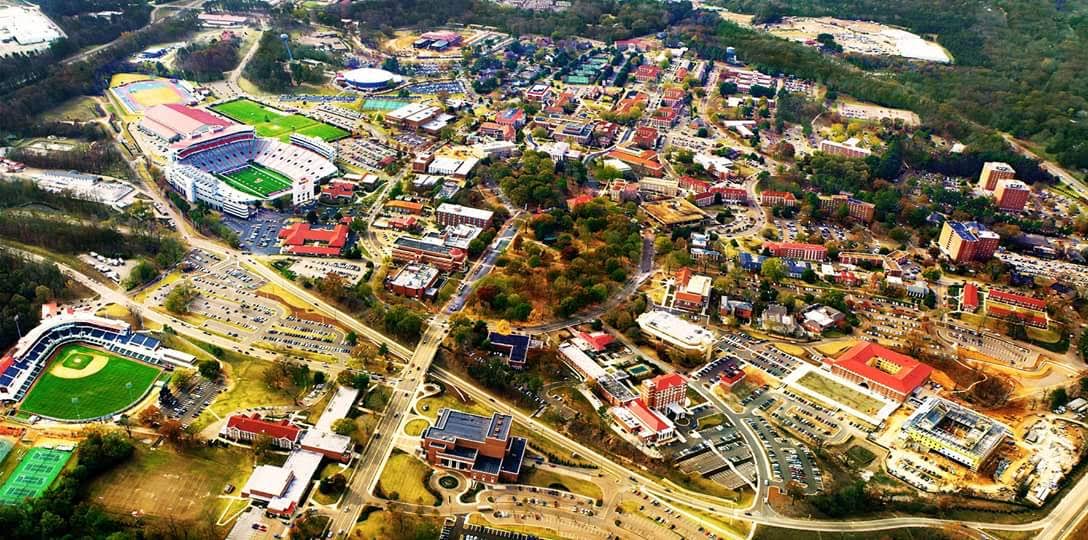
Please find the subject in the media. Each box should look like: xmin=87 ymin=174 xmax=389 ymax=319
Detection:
xmin=336 ymin=137 xmax=399 ymax=171
xmin=404 ymin=80 xmax=465 ymax=95
xmin=220 ymin=209 xmax=300 ymax=255
xmin=160 ymin=376 xmax=225 ymax=425
xmin=286 ymin=258 xmax=366 ymax=282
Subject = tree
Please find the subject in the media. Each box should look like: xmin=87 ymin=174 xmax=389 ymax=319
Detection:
xmin=1051 ymin=387 xmax=1070 ymax=410
xmin=138 ymin=405 xmax=163 ymax=426
xmin=252 ymin=433 xmax=275 ymax=458
xmin=169 ymin=368 xmax=195 ymax=392
xmin=761 ymin=257 xmax=787 ymax=283
xmin=331 ymin=418 xmax=356 ymax=436
xmin=337 ymin=369 xmax=370 ymax=390
xmin=197 ymin=359 xmax=221 ymax=380
xmin=319 ymin=473 xmax=348 ymax=494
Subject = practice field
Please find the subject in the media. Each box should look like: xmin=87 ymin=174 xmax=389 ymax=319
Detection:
xmin=0 ymin=447 xmax=73 ymax=504
xmin=211 ymin=98 xmax=349 ymax=141
xmin=20 ymin=344 xmax=160 ymax=421
xmin=219 ymin=164 xmax=294 ymax=198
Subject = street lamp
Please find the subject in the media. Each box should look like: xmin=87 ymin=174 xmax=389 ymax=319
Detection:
xmin=71 ymin=397 xmax=81 ymax=421
xmin=125 ymin=382 xmax=134 ymax=406
xmin=13 ymin=314 xmax=21 ymax=339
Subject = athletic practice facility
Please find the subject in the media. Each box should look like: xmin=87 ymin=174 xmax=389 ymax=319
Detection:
xmin=155 ymin=103 xmax=339 ymax=218
xmin=0 ymin=306 xmax=194 ymax=422
xmin=336 ymin=67 xmax=401 ymax=91
xmin=110 ymin=76 xmax=199 ymax=114
xmin=0 ymin=446 xmax=73 ymax=505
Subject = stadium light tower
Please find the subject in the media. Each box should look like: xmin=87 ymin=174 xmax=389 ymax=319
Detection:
xmin=13 ymin=314 xmax=21 ymax=338
xmin=280 ymin=33 xmax=294 ymax=61
xmin=125 ymin=382 xmax=134 ymax=407
xmin=71 ymin=397 xmax=81 ymax=421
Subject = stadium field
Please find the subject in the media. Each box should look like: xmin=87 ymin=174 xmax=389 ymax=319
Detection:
xmin=19 ymin=344 xmax=160 ymax=421
xmin=0 ymin=447 xmax=73 ymax=504
xmin=211 ymin=98 xmax=349 ymax=142
xmin=219 ymin=164 xmax=294 ymax=198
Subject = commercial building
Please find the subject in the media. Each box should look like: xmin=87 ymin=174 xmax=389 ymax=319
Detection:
xmin=641 ymin=373 xmax=687 ymax=410
xmin=637 ymin=310 xmax=715 ymax=360
xmin=819 ymin=138 xmax=871 ymax=159
xmin=386 ymin=103 xmax=442 ymax=129
xmin=672 ymin=267 xmax=712 ymax=313
xmin=759 ymin=191 xmax=797 ymax=207
xmin=978 ymin=162 xmax=1016 ymax=191
xmin=420 ymin=409 xmax=527 ymax=483
xmin=938 ymin=221 xmax=1000 ymax=263
xmin=428 ymin=157 xmax=478 ymax=179
xmin=221 ymin=414 xmax=302 ymax=449
xmin=994 ymin=179 xmax=1030 ymax=212
xmin=392 ymin=236 xmax=467 ymax=272
xmin=819 ymin=194 xmax=875 ymax=223
xmin=277 ymin=223 xmax=349 ymax=257
xmin=764 ymin=242 xmax=827 ymax=262
xmin=611 ymin=399 xmax=676 ymax=445
xmin=385 ymin=263 xmax=440 ymax=299
xmin=823 ymin=342 xmax=932 ymax=402
xmin=903 ymin=397 xmax=1009 ymax=471
xmin=436 ymin=203 xmax=493 ymax=228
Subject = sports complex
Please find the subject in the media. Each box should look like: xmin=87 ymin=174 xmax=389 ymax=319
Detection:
xmin=211 ymin=98 xmax=349 ymax=142
xmin=0 ymin=311 xmax=193 ymax=422
xmin=217 ymin=163 xmax=295 ymax=198
xmin=0 ymin=446 xmax=73 ymax=505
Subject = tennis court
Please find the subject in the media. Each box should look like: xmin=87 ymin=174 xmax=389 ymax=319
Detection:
xmin=0 ymin=447 xmax=73 ymax=504
xmin=219 ymin=164 xmax=294 ymax=198
xmin=361 ymin=98 xmax=413 ymax=111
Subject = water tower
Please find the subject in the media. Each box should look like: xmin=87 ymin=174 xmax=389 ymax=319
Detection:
xmin=280 ymin=33 xmax=293 ymax=61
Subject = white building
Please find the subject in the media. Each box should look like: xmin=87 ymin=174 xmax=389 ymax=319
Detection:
xmin=289 ymin=133 xmax=338 ymax=161
xmin=636 ymin=311 xmax=715 ymax=359
xmin=166 ymin=164 xmax=257 ymax=218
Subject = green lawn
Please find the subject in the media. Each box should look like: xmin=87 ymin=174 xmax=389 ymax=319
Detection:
xmin=20 ymin=344 xmax=160 ymax=421
xmin=376 ymin=451 xmax=436 ymax=505
xmin=844 ymin=445 xmax=877 ymax=467
xmin=219 ymin=164 xmax=294 ymax=198
xmin=795 ymin=371 xmax=884 ymax=417
xmin=522 ymin=467 xmax=603 ymax=501
xmin=211 ymin=98 xmax=349 ymax=141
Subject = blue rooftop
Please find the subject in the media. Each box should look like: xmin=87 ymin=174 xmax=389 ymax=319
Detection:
xmin=488 ymin=332 xmax=530 ymax=365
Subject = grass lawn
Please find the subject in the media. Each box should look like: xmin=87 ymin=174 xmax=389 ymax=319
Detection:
xmin=41 ymin=96 xmax=101 ymax=122
xmin=773 ymin=343 xmax=807 ymax=357
xmin=211 ymin=98 xmax=349 ymax=142
xmin=522 ymin=467 xmax=603 ymax=501
xmin=795 ymin=371 xmax=884 ymax=417
xmin=20 ymin=344 xmax=160 ymax=421
xmin=814 ymin=341 xmax=857 ymax=357
xmin=415 ymin=388 xmax=493 ymax=420
xmin=351 ymin=509 xmax=441 ymax=540
xmin=219 ymin=164 xmax=294 ymax=198
xmin=404 ymin=418 xmax=430 ymax=437
xmin=88 ymin=444 xmax=252 ymax=522
xmin=697 ymin=413 xmax=727 ymax=430
xmin=666 ymin=470 xmax=747 ymax=503
xmin=753 ymin=527 xmax=953 ymax=540
xmin=376 ymin=451 xmax=436 ymax=505
xmin=844 ymin=445 xmax=877 ymax=467
xmin=363 ymin=384 xmax=393 ymax=411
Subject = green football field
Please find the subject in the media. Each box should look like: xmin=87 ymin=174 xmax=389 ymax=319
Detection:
xmin=211 ymin=98 xmax=349 ymax=141
xmin=218 ymin=164 xmax=294 ymax=198
xmin=0 ymin=447 xmax=72 ymax=504
xmin=20 ymin=344 xmax=160 ymax=421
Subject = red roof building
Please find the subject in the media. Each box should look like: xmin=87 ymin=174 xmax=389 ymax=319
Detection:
xmin=222 ymin=414 xmax=302 ymax=448
xmin=647 ymin=107 xmax=680 ymax=129
xmin=764 ymin=241 xmax=827 ymax=262
xmin=962 ymin=283 xmax=979 ymax=312
xmin=988 ymin=289 xmax=1047 ymax=312
xmin=987 ymin=305 xmax=1048 ymax=328
xmin=606 ymin=147 xmax=664 ymax=177
xmin=635 ymin=126 xmax=659 ymax=149
xmin=278 ymin=223 xmax=349 ymax=257
xmin=661 ymin=87 xmax=687 ymax=107
xmin=577 ymin=331 xmax=614 ymax=352
xmin=635 ymin=64 xmax=663 ymax=82
xmin=679 ymin=176 xmax=710 ymax=193
xmin=566 ymin=194 xmax=595 ymax=209
xmin=321 ymin=180 xmax=355 ymax=200
xmin=760 ymin=191 xmax=798 ymax=207
xmin=641 ymin=373 xmax=686 ymax=410
xmin=479 ymin=121 xmax=516 ymax=142
xmin=823 ymin=342 xmax=932 ymax=402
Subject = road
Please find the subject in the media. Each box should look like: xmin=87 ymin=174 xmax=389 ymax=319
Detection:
xmin=1002 ymin=134 xmax=1088 ymax=201
xmin=63 ymin=0 xmax=205 ymax=65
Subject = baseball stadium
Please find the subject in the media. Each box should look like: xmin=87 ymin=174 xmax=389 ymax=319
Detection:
xmin=0 ymin=310 xmax=193 ymax=422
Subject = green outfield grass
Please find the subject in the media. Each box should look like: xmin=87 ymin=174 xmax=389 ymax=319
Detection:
xmin=211 ymin=98 xmax=349 ymax=141
xmin=219 ymin=164 xmax=294 ymax=198
xmin=20 ymin=344 xmax=160 ymax=421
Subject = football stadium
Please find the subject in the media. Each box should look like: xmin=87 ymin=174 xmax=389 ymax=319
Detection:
xmin=0 ymin=309 xmax=194 ymax=422
xmin=146 ymin=104 xmax=339 ymax=218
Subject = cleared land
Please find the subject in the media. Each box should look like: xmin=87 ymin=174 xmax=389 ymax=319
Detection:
xmin=211 ymin=98 xmax=349 ymax=141
xmin=219 ymin=164 xmax=294 ymax=198
xmin=20 ymin=344 xmax=160 ymax=420
xmin=377 ymin=451 xmax=436 ymax=505
xmin=0 ymin=447 xmax=72 ymax=504
xmin=795 ymin=371 xmax=884 ymax=417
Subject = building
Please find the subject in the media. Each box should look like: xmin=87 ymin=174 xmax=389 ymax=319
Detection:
xmin=764 ymin=242 xmax=827 ymax=262
xmin=994 ymin=179 xmax=1029 ymax=212
xmin=221 ymin=414 xmax=302 ymax=448
xmin=387 ymin=103 xmax=441 ymax=129
xmin=337 ymin=67 xmax=400 ymax=90
xmin=646 ymin=107 xmax=680 ymax=129
xmin=636 ymin=310 xmax=715 ymax=360
xmin=478 ymin=122 xmax=517 ymax=142
xmin=642 ymin=198 xmax=707 ymax=228
xmin=392 ymin=236 xmax=467 ymax=272
xmin=606 ymin=147 xmax=664 ymax=177
xmin=823 ymin=342 xmax=932 ymax=402
xmin=938 ymin=221 xmax=1000 ymax=263
xmin=557 ymin=341 xmax=608 ymax=382
xmin=386 ymin=263 xmax=440 ymax=299
xmin=903 ymin=397 xmax=1009 ymax=471
xmin=525 ymin=84 xmax=552 ymax=102
xmin=575 ymin=331 xmax=613 ymax=353
xmin=289 ymin=133 xmax=337 ymax=161
xmin=672 ymin=267 xmax=712 ymax=313
xmin=962 ymin=282 xmax=980 ymax=312
xmin=138 ymin=104 xmax=232 ymax=143
xmin=385 ymin=199 xmax=425 ymax=215
xmin=420 ymin=409 xmax=527 ymax=483
xmin=661 ymin=87 xmax=687 ymax=107
xmin=641 ymin=373 xmax=686 ymax=410
xmin=638 ymin=176 xmax=680 ymax=199
xmin=800 ymin=305 xmax=845 ymax=334
xmin=759 ymin=191 xmax=797 ymax=207
xmin=979 ymin=162 xmax=1016 ymax=191
xmin=985 ymin=289 xmax=1048 ymax=328
xmin=241 ymin=450 xmax=323 ymax=516
xmin=487 ymin=332 xmax=531 ymax=369
xmin=495 ymin=108 xmax=527 ymax=129
xmin=277 ymin=223 xmax=349 ymax=257
xmin=635 ymin=64 xmax=663 ymax=82
xmin=321 ymin=180 xmax=355 ymax=201
xmin=554 ymin=122 xmax=595 ymax=145
xmin=634 ymin=126 xmax=658 ymax=149
xmin=819 ymin=194 xmax=875 ymax=223
xmin=761 ymin=304 xmax=798 ymax=335
xmin=428 ymin=157 xmax=478 ymax=179
xmin=612 ymin=399 xmax=676 ymax=445
xmin=819 ymin=138 xmax=871 ymax=159
xmin=166 ymin=164 xmax=257 ymax=219
xmin=693 ymin=153 xmax=734 ymax=181
xmin=436 ymin=203 xmax=493 ymax=228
